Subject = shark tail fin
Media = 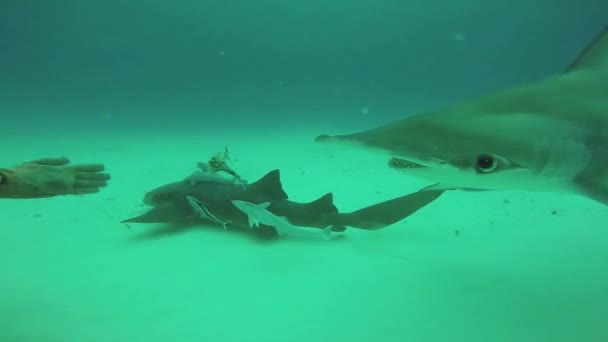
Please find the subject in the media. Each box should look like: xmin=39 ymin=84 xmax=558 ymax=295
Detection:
xmin=331 ymin=190 xmax=444 ymax=230
xmin=247 ymin=169 xmax=288 ymax=201
xmin=564 ymin=24 xmax=608 ymax=72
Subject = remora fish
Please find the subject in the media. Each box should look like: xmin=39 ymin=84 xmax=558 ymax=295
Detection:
xmin=231 ymin=200 xmax=334 ymax=240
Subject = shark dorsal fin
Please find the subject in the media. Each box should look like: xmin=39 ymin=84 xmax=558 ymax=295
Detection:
xmin=307 ymin=192 xmax=338 ymax=214
xmin=564 ymin=25 xmax=608 ymax=72
xmin=247 ymin=169 xmax=288 ymax=201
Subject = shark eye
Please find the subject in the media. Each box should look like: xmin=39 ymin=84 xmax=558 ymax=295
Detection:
xmin=475 ymin=154 xmax=498 ymax=173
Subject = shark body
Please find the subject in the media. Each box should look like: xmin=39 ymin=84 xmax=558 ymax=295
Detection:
xmin=122 ymin=169 xmax=443 ymax=238
xmin=316 ymin=25 xmax=608 ymax=205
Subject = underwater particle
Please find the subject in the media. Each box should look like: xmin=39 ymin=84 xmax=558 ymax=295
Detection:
xmin=454 ymin=229 xmax=460 ymax=237
xmin=452 ymin=32 xmax=466 ymax=41
xmin=360 ymin=107 xmax=370 ymax=116
xmin=550 ymin=209 xmax=557 ymax=215
xmin=219 ymin=51 xmax=225 ymax=55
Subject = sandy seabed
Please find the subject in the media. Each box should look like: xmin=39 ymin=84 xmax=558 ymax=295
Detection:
xmin=1 ymin=126 xmax=607 ymax=342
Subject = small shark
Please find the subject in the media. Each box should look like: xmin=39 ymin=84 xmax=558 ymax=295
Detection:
xmin=122 ymin=169 xmax=444 ymax=238
xmin=316 ymin=25 xmax=608 ymax=205
xmin=123 ymin=170 xmax=287 ymax=226
xmin=231 ymin=200 xmax=334 ymax=240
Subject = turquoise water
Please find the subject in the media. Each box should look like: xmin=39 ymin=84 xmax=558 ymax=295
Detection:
xmin=1 ymin=2 xmax=607 ymax=341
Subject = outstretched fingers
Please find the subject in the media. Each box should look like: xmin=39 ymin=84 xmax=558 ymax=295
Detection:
xmin=74 ymin=187 xmax=101 ymax=195
xmin=73 ymin=164 xmax=110 ymax=190
xmin=71 ymin=164 xmax=107 ymax=173
xmin=75 ymin=171 xmax=111 ymax=181
xmin=74 ymin=177 xmax=109 ymax=189
xmin=29 ymin=157 xmax=70 ymax=166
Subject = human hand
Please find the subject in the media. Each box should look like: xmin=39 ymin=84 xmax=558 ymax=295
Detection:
xmin=0 ymin=157 xmax=110 ymax=199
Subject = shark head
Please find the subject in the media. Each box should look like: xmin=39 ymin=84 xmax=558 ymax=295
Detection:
xmin=316 ymin=25 xmax=608 ymax=204
xmin=333 ymin=99 xmax=592 ymax=193
xmin=401 ymin=119 xmax=595 ymax=193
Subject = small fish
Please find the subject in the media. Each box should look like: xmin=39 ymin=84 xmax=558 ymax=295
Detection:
xmin=231 ymin=200 xmax=333 ymax=240
xmin=186 ymin=196 xmax=231 ymax=229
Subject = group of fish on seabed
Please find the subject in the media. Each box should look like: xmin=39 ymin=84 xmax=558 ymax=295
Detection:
xmin=124 ymin=25 xmax=608 ymax=240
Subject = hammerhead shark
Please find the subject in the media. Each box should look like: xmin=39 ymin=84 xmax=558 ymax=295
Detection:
xmin=122 ymin=169 xmax=443 ymax=238
xmin=316 ymin=25 xmax=608 ymax=206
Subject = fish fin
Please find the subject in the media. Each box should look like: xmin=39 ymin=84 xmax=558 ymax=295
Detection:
xmin=330 ymin=225 xmax=347 ymax=232
xmin=275 ymin=216 xmax=290 ymax=223
xmin=306 ymin=192 xmax=338 ymax=214
xmin=121 ymin=204 xmax=184 ymax=224
xmin=564 ymin=25 xmax=608 ymax=72
xmin=575 ymin=175 xmax=608 ymax=206
xmin=248 ymin=215 xmax=259 ymax=228
xmin=248 ymin=169 xmax=288 ymax=201
xmin=321 ymin=225 xmax=333 ymax=240
xmin=258 ymin=202 xmax=271 ymax=209
xmin=418 ymin=183 xmax=456 ymax=191
xmin=273 ymin=225 xmax=289 ymax=237
xmin=332 ymin=190 xmax=444 ymax=230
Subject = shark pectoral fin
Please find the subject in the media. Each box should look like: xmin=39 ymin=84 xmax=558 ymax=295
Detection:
xmin=314 ymin=134 xmax=333 ymax=142
xmin=575 ymin=175 xmax=608 ymax=206
xmin=121 ymin=205 xmax=180 ymax=224
xmin=418 ymin=183 xmax=456 ymax=191
xmin=330 ymin=225 xmax=347 ymax=232
xmin=121 ymin=209 xmax=162 ymax=224
xmin=334 ymin=190 xmax=445 ymax=230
